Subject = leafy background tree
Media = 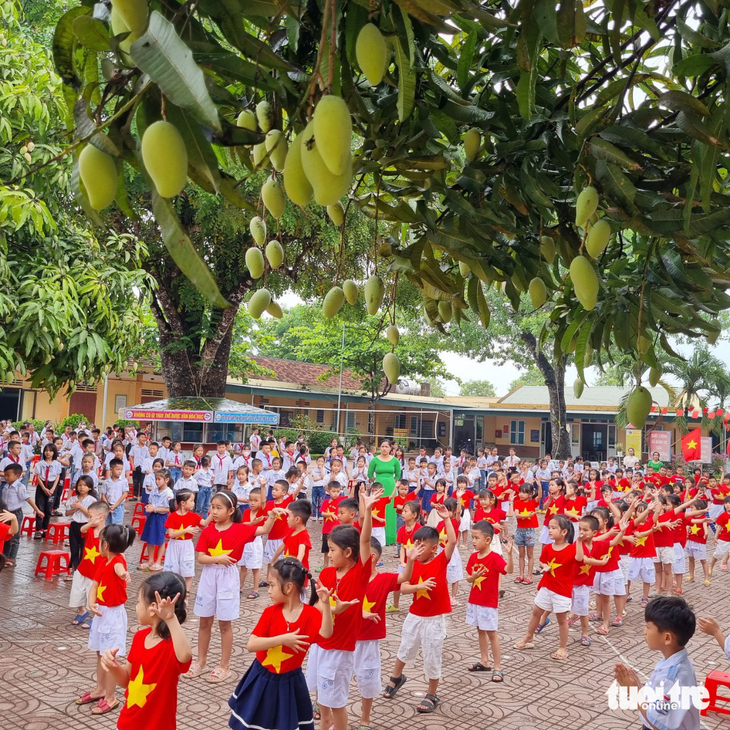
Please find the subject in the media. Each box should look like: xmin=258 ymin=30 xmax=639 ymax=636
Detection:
xmin=459 ymin=379 xmax=496 ymax=398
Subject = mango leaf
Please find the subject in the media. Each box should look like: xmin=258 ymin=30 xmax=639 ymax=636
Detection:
xmin=516 ymin=69 xmax=535 ymax=119
xmin=53 ymin=6 xmax=89 ymax=87
xmin=394 ymin=38 xmax=416 ymax=123
xmin=589 ymin=138 xmax=642 ymax=170
xmin=150 ymin=190 xmax=230 ymax=308
xmin=672 ymin=54 xmax=717 ymax=77
xmin=457 ymin=30 xmax=477 ymax=92
xmin=676 ymin=17 xmax=721 ymax=49
xmin=595 ymin=160 xmax=638 ymax=214
xmin=130 ymin=12 xmax=222 ymax=132
xmin=73 ymin=100 xmax=120 ymax=156
xmin=675 ymin=112 xmax=722 ymax=147
xmin=658 ymin=91 xmax=710 ymax=118
xmin=73 ymin=16 xmax=110 ymax=52
xmin=193 ymin=48 xmax=283 ymax=93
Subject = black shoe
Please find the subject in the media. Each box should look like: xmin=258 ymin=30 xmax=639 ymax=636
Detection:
xmin=259 ymin=580 xmax=270 ymax=588
xmin=33 ymin=532 xmax=44 ymax=540
xmin=52 ymin=510 xmax=62 ymax=517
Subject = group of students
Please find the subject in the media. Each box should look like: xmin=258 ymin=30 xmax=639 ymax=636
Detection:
xmin=2 ymin=425 xmax=730 ymax=730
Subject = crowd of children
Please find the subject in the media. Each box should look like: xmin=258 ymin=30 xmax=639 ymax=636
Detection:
xmin=2 ymin=421 xmax=730 ymax=730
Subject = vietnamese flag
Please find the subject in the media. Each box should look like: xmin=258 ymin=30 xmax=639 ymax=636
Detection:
xmin=682 ymin=427 xmax=702 ymax=461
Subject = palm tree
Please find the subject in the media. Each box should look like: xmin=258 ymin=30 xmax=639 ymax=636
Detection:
xmin=664 ymin=348 xmax=722 ymax=414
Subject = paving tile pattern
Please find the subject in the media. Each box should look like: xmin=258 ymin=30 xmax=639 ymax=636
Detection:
xmin=2 ymin=504 xmax=730 ymax=730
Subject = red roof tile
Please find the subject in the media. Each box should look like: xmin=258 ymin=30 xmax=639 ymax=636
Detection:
xmin=251 ymin=357 xmax=364 ymax=392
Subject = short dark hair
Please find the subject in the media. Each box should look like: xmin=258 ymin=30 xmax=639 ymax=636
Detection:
xmin=369 ymin=535 xmax=383 ymax=558
xmin=472 ymin=520 xmax=494 ymax=539
xmin=289 ymin=500 xmax=312 ymax=523
xmin=3 ymin=463 xmax=22 ymax=477
xmin=285 ymin=468 xmax=300 ymax=480
xmin=109 ymin=458 xmax=123 ymax=468
xmin=413 ymin=526 xmax=439 ymax=544
xmin=183 ymin=460 xmax=197 ymax=469
xmin=645 ymin=596 xmax=696 ymax=647
xmin=580 ymin=514 xmax=599 ymax=532
xmin=338 ymin=498 xmax=358 ymax=514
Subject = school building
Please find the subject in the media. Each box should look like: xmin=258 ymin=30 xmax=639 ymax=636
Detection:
xmin=0 ymin=358 xmax=683 ymax=459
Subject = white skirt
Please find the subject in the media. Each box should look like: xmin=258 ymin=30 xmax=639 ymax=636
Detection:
xmin=459 ymin=510 xmax=472 ymax=532
xmin=239 ymin=535 xmax=263 ymax=569
xmin=88 ymin=603 xmax=128 ymax=655
xmin=164 ymin=539 xmax=196 ymax=578
xmin=709 ymin=504 xmax=725 ymax=521
xmin=539 ymin=525 xmax=553 ymax=545
xmin=371 ymin=527 xmax=386 ymax=547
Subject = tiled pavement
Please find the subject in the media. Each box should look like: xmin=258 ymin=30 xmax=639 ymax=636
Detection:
xmin=2 ymin=505 xmax=730 ymax=730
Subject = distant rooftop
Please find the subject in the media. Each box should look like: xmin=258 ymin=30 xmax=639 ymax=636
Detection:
xmin=498 ymin=385 xmax=671 ymax=410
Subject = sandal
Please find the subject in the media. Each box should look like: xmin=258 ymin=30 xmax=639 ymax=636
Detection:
xmin=514 ymin=576 xmax=524 ymax=584
xmin=641 ymin=597 xmax=650 ymax=607
xmin=672 ymin=588 xmax=684 ymax=595
xmin=247 ymin=591 xmax=260 ymax=599
xmin=536 ymin=617 xmax=550 ymax=634
xmin=183 ymin=661 xmax=209 ymax=679
xmin=580 ymin=635 xmax=592 ymax=647
xmin=385 ymin=603 xmax=399 ymax=613
xmin=596 ymin=626 xmax=609 ymax=635
xmin=523 ymin=577 xmax=533 ymax=585
xmin=312 ymin=702 xmax=321 ymax=721
xmin=467 ymin=661 xmax=492 ymax=672
xmin=514 ymin=639 xmax=534 ymax=650
xmin=383 ymin=674 xmax=407 ymax=699
xmin=491 ymin=670 xmax=504 ymax=682
xmin=610 ymin=617 xmax=624 ymax=627
xmin=72 ymin=611 xmax=90 ymax=626
xmin=551 ymin=648 xmax=568 ymax=661
xmin=91 ymin=698 xmax=120 ymax=715
xmin=259 ymin=580 xmax=270 ymax=587
xmin=205 ymin=666 xmax=233 ymax=683
xmin=416 ymin=694 xmax=441 ymax=713
xmin=76 ymin=691 xmax=104 ymax=705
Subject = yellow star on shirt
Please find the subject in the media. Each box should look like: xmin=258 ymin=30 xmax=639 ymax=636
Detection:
xmin=690 ymin=524 xmax=701 ymax=535
xmin=566 ymin=507 xmax=580 ymax=517
xmin=579 ymin=564 xmax=591 ymax=575
xmin=261 ymin=645 xmax=294 ymax=674
xmin=208 ymin=539 xmax=233 ymax=557
xmin=635 ymin=536 xmax=648 ymax=547
xmin=415 ymin=577 xmax=432 ymax=600
xmin=548 ymin=505 xmax=559 ymax=515
xmin=518 ymin=508 xmax=532 ymax=518
xmin=329 ymin=594 xmax=337 ymax=624
xmin=473 ymin=572 xmax=488 ymax=590
xmin=372 ymin=508 xmax=381 ymax=518
xmin=96 ymin=584 xmax=106 ymax=602
xmin=606 ymin=546 xmax=614 ymax=558
xmin=544 ymin=558 xmax=562 ymax=577
xmin=363 ymin=597 xmax=376 ymax=613
xmin=405 ymin=539 xmax=414 ymax=549
xmin=126 ymin=666 xmax=157 ymax=708
xmin=84 ymin=544 xmax=101 ymax=564
xmin=438 ymin=528 xmax=447 ymax=542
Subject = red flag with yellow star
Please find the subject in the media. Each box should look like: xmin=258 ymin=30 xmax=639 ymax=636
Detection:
xmin=681 ymin=427 xmax=701 ymax=461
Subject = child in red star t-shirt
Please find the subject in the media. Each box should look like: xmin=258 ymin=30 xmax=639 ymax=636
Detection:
xmin=270 ymin=500 xmax=313 ymax=570
xmin=101 ymin=572 xmax=192 ymax=730
xmin=465 ymin=521 xmax=513 ymax=682
xmin=627 ymin=500 xmax=657 ymax=606
xmin=320 ymin=481 xmax=345 ymax=570
xmin=515 ymin=514 xmax=577 ymax=661
xmin=383 ymin=502 xmax=456 ymax=714
xmin=710 ymin=497 xmax=730 ymax=574
xmin=512 ymin=483 xmax=539 ymax=583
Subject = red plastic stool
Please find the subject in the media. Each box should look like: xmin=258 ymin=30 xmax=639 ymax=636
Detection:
xmin=140 ymin=542 xmax=167 ymax=563
xmin=702 ymin=670 xmax=730 ymax=716
xmin=61 ymin=486 xmax=71 ymax=502
xmin=20 ymin=515 xmax=36 ymax=537
xmin=131 ymin=515 xmax=146 ymax=533
xmin=46 ymin=521 xmax=70 ymax=545
xmin=34 ymin=550 xmax=70 ymax=580
xmin=133 ymin=502 xmax=146 ymax=517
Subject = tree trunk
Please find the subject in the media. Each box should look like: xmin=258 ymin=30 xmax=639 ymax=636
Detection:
xmin=521 ymin=332 xmax=571 ymax=460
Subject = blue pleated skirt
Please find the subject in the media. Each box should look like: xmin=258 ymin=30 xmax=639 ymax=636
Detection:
xmin=229 ymin=660 xmax=314 ymax=730
xmin=140 ymin=511 xmax=166 ymax=545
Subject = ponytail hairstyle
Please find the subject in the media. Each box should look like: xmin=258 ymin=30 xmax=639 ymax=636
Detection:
xmin=272 ymin=557 xmax=319 ymax=605
xmin=172 ymin=488 xmax=195 ymax=512
xmin=155 ymin=468 xmax=175 ymax=492
xmin=212 ymin=490 xmax=242 ymax=522
xmin=550 ymin=513 xmax=575 ymax=543
xmin=328 ymin=524 xmax=360 ymax=562
xmin=591 ymin=505 xmax=614 ymax=530
xmin=553 ymin=478 xmax=567 ymax=495
xmin=101 ymin=524 xmax=136 ymax=554
xmin=141 ymin=572 xmax=187 ymax=640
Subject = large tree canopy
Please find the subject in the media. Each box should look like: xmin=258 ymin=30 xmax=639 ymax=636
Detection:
xmin=11 ymin=0 xmax=730 ymax=407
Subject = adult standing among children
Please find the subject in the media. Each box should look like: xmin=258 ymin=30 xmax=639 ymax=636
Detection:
xmin=367 ymin=440 xmax=401 ymax=545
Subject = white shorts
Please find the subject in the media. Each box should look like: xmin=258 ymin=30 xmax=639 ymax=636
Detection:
xmin=263 ymin=537 xmax=283 ymax=563
xmin=539 ymin=525 xmax=553 ymax=545
xmin=628 ymin=557 xmax=656 ymax=584
xmin=672 ymin=543 xmax=686 ymax=575
xmin=371 ymin=527 xmax=386 ymax=548
xmin=305 ymin=644 xmax=355 ymax=709
xmin=586 ymin=500 xmax=598 ymax=513
xmin=500 ymin=501 xmax=511 ymax=514
xmin=396 ymin=613 xmax=446 ymax=680
xmin=534 ymin=586 xmax=572 ymax=614
xmin=88 ymin=604 xmax=127 ymax=655
xmin=592 ymin=569 xmax=626 ymax=596
xmin=655 ymin=546 xmax=676 ymax=565
xmin=164 ymin=539 xmax=196 ymax=578
xmin=353 ymin=639 xmax=381 ymax=699
xmin=618 ymin=555 xmax=630 ymax=582
xmin=714 ymin=540 xmax=730 ymax=559
xmin=459 ymin=510 xmax=471 ymax=533
xmin=193 ymin=564 xmax=240 ymax=620
xmin=446 ymin=548 xmax=464 ymax=584
xmin=685 ymin=541 xmax=706 ymax=561
xmin=709 ymin=504 xmax=724 ymax=521
xmin=238 ymin=535 xmax=263 ymax=568
xmin=571 ymin=585 xmax=590 ymax=617
xmin=465 ymin=603 xmax=498 ymax=631
xmin=69 ymin=571 xmax=93 ymax=608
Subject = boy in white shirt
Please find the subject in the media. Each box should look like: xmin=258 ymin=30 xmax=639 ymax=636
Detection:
xmin=249 ymin=457 xmax=268 ymax=494
xmin=232 ymin=445 xmax=254 ymax=472
xmin=266 ymin=457 xmax=285 ymax=500
xmin=101 ymin=458 xmax=128 ymax=525
xmin=328 ymin=458 xmax=348 ymax=489
xmin=257 ymin=442 xmax=274 ymax=472
xmin=157 ymin=436 xmax=172 ymax=466
xmin=142 ymin=442 xmax=159 ymax=477
xmin=467 ymin=457 xmax=482 ymax=491
xmin=404 ymin=457 xmax=420 ymax=492
xmin=210 ymin=440 xmax=234 ymax=491
xmin=194 ymin=455 xmax=214 ymax=516
xmin=249 ymin=427 xmax=261 ymax=455
xmin=0 ymin=440 xmax=25 ymax=481
xmin=129 ymin=432 xmax=150 ymax=499
xmin=174 ymin=459 xmax=199 ymax=494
